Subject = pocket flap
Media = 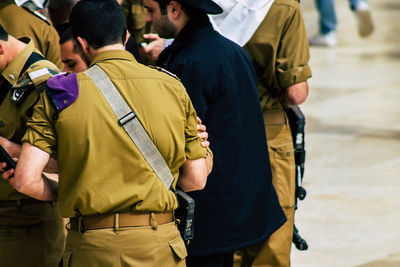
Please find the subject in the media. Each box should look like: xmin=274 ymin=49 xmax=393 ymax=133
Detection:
xmin=169 ymin=236 xmax=188 ymax=260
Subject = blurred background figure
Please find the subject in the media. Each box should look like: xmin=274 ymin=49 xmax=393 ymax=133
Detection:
xmin=120 ymin=0 xmax=168 ymax=64
xmin=119 ymin=0 xmax=148 ymax=62
xmin=309 ymin=0 xmax=374 ymax=46
xmin=47 ymin=0 xmax=77 ymax=37
xmin=0 ymin=0 xmax=62 ymax=68
xmin=120 ymin=0 xmax=147 ymax=44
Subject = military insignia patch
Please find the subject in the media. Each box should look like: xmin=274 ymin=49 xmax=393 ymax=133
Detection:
xmin=148 ymin=65 xmax=180 ymax=81
xmin=11 ymin=67 xmax=65 ymax=105
xmin=11 ymin=85 xmax=35 ymax=104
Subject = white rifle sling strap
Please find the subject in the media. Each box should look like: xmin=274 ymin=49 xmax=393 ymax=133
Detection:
xmin=85 ymin=64 xmax=174 ymax=190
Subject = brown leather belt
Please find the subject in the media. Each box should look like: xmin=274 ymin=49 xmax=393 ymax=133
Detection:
xmin=69 ymin=212 xmax=174 ymax=232
xmin=263 ymin=110 xmax=286 ymax=125
xmin=0 ymin=198 xmax=50 ymax=207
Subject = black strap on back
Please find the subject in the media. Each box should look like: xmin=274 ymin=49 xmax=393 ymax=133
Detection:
xmin=20 ymin=52 xmax=45 ymax=77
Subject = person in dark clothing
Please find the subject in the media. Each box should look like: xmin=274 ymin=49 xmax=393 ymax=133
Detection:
xmin=143 ymin=0 xmax=286 ymax=266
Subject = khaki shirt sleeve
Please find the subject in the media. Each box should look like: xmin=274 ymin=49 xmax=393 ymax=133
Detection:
xmin=183 ymin=93 xmax=207 ymax=160
xmin=21 ymin=91 xmax=57 ymax=155
xmin=276 ymin=3 xmax=312 ymax=89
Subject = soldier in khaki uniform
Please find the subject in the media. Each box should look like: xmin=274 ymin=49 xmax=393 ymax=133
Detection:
xmin=0 ymin=0 xmax=63 ymax=69
xmin=234 ymin=0 xmax=311 ymax=266
xmin=121 ymin=0 xmax=147 ymax=44
xmin=0 ymin=25 xmax=65 ymax=267
xmin=2 ymin=1 xmax=212 ymax=266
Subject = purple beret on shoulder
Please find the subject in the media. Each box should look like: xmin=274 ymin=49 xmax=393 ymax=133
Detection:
xmin=46 ymin=72 xmax=79 ymax=111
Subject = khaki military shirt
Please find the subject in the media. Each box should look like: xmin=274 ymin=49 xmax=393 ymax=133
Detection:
xmin=245 ymin=0 xmax=312 ymax=111
xmin=0 ymin=38 xmax=58 ymax=200
xmin=23 ymin=50 xmax=207 ymax=218
xmin=0 ymin=0 xmax=63 ymax=69
xmin=121 ymin=0 xmax=147 ymax=43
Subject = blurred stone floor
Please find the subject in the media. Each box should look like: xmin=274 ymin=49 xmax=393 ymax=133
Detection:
xmin=291 ymin=0 xmax=400 ymax=266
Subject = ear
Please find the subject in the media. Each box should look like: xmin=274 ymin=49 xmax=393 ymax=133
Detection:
xmin=168 ymin=1 xmax=182 ymax=19
xmin=0 ymin=42 xmax=4 ymax=55
xmin=124 ymin=30 xmax=130 ymax=46
xmin=76 ymin=36 xmax=89 ymax=54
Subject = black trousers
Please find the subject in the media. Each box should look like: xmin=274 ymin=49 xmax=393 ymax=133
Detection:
xmin=186 ymin=251 xmax=234 ymax=267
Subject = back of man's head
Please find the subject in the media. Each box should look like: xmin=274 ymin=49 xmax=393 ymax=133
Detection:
xmin=69 ymin=0 xmax=127 ymax=50
xmin=0 ymin=25 xmax=9 ymax=41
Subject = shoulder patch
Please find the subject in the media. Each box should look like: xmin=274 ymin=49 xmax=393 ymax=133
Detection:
xmin=29 ymin=67 xmax=50 ymax=81
xmin=22 ymin=6 xmax=51 ymax=25
xmin=46 ymin=72 xmax=79 ymax=112
xmin=148 ymin=65 xmax=180 ymax=81
xmin=13 ymin=72 xmax=33 ymax=89
xmin=11 ymin=67 xmax=65 ymax=105
xmin=15 ymin=66 xmax=63 ymax=88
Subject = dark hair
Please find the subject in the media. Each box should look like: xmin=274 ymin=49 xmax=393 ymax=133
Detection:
xmin=155 ymin=0 xmax=204 ymax=18
xmin=69 ymin=0 xmax=127 ymax=50
xmin=0 ymin=25 xmax=9 ymax=41
xmin=155 ymin=0 xmax=169 ymax=15
xmin=59 ymin=27 xmax=79 ymax=52
xmin=59 ymin=27 xmax=73 ymax=45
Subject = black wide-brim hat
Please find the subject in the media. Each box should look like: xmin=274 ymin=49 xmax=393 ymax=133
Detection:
xmin=180 ymin=0 xmax=223 ymax=14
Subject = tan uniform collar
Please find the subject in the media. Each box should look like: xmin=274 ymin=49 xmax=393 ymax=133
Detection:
xmin=89 ymin=49 xmax=136 ymax=68
xmin=1 ymin=37 xmax=35 ymax=86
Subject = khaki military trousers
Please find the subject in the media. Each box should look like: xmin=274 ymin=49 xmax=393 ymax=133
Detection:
xmin=234 ymin=111 xmax=295 ymax=267
xmin=0 ymin=201 xmax=65 ymax=267
xmin=63 ymin=220 xmax=187 ymax=267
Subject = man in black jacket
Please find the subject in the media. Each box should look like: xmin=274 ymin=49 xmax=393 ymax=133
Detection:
xmin=144 ymin=0 xmax=286 ymax=266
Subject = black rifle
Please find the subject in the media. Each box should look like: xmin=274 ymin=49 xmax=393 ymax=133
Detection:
xmin=285 ymin=106 xmax=308 ymax=251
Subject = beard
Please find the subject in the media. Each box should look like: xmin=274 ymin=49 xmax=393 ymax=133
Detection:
xmin=74 ymin=41 xmax=92 ymax=67
xmin=154 ymin=15 xmax=177 ymax=39
xmin=79 ymin=52 xmax=91 ymax=68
